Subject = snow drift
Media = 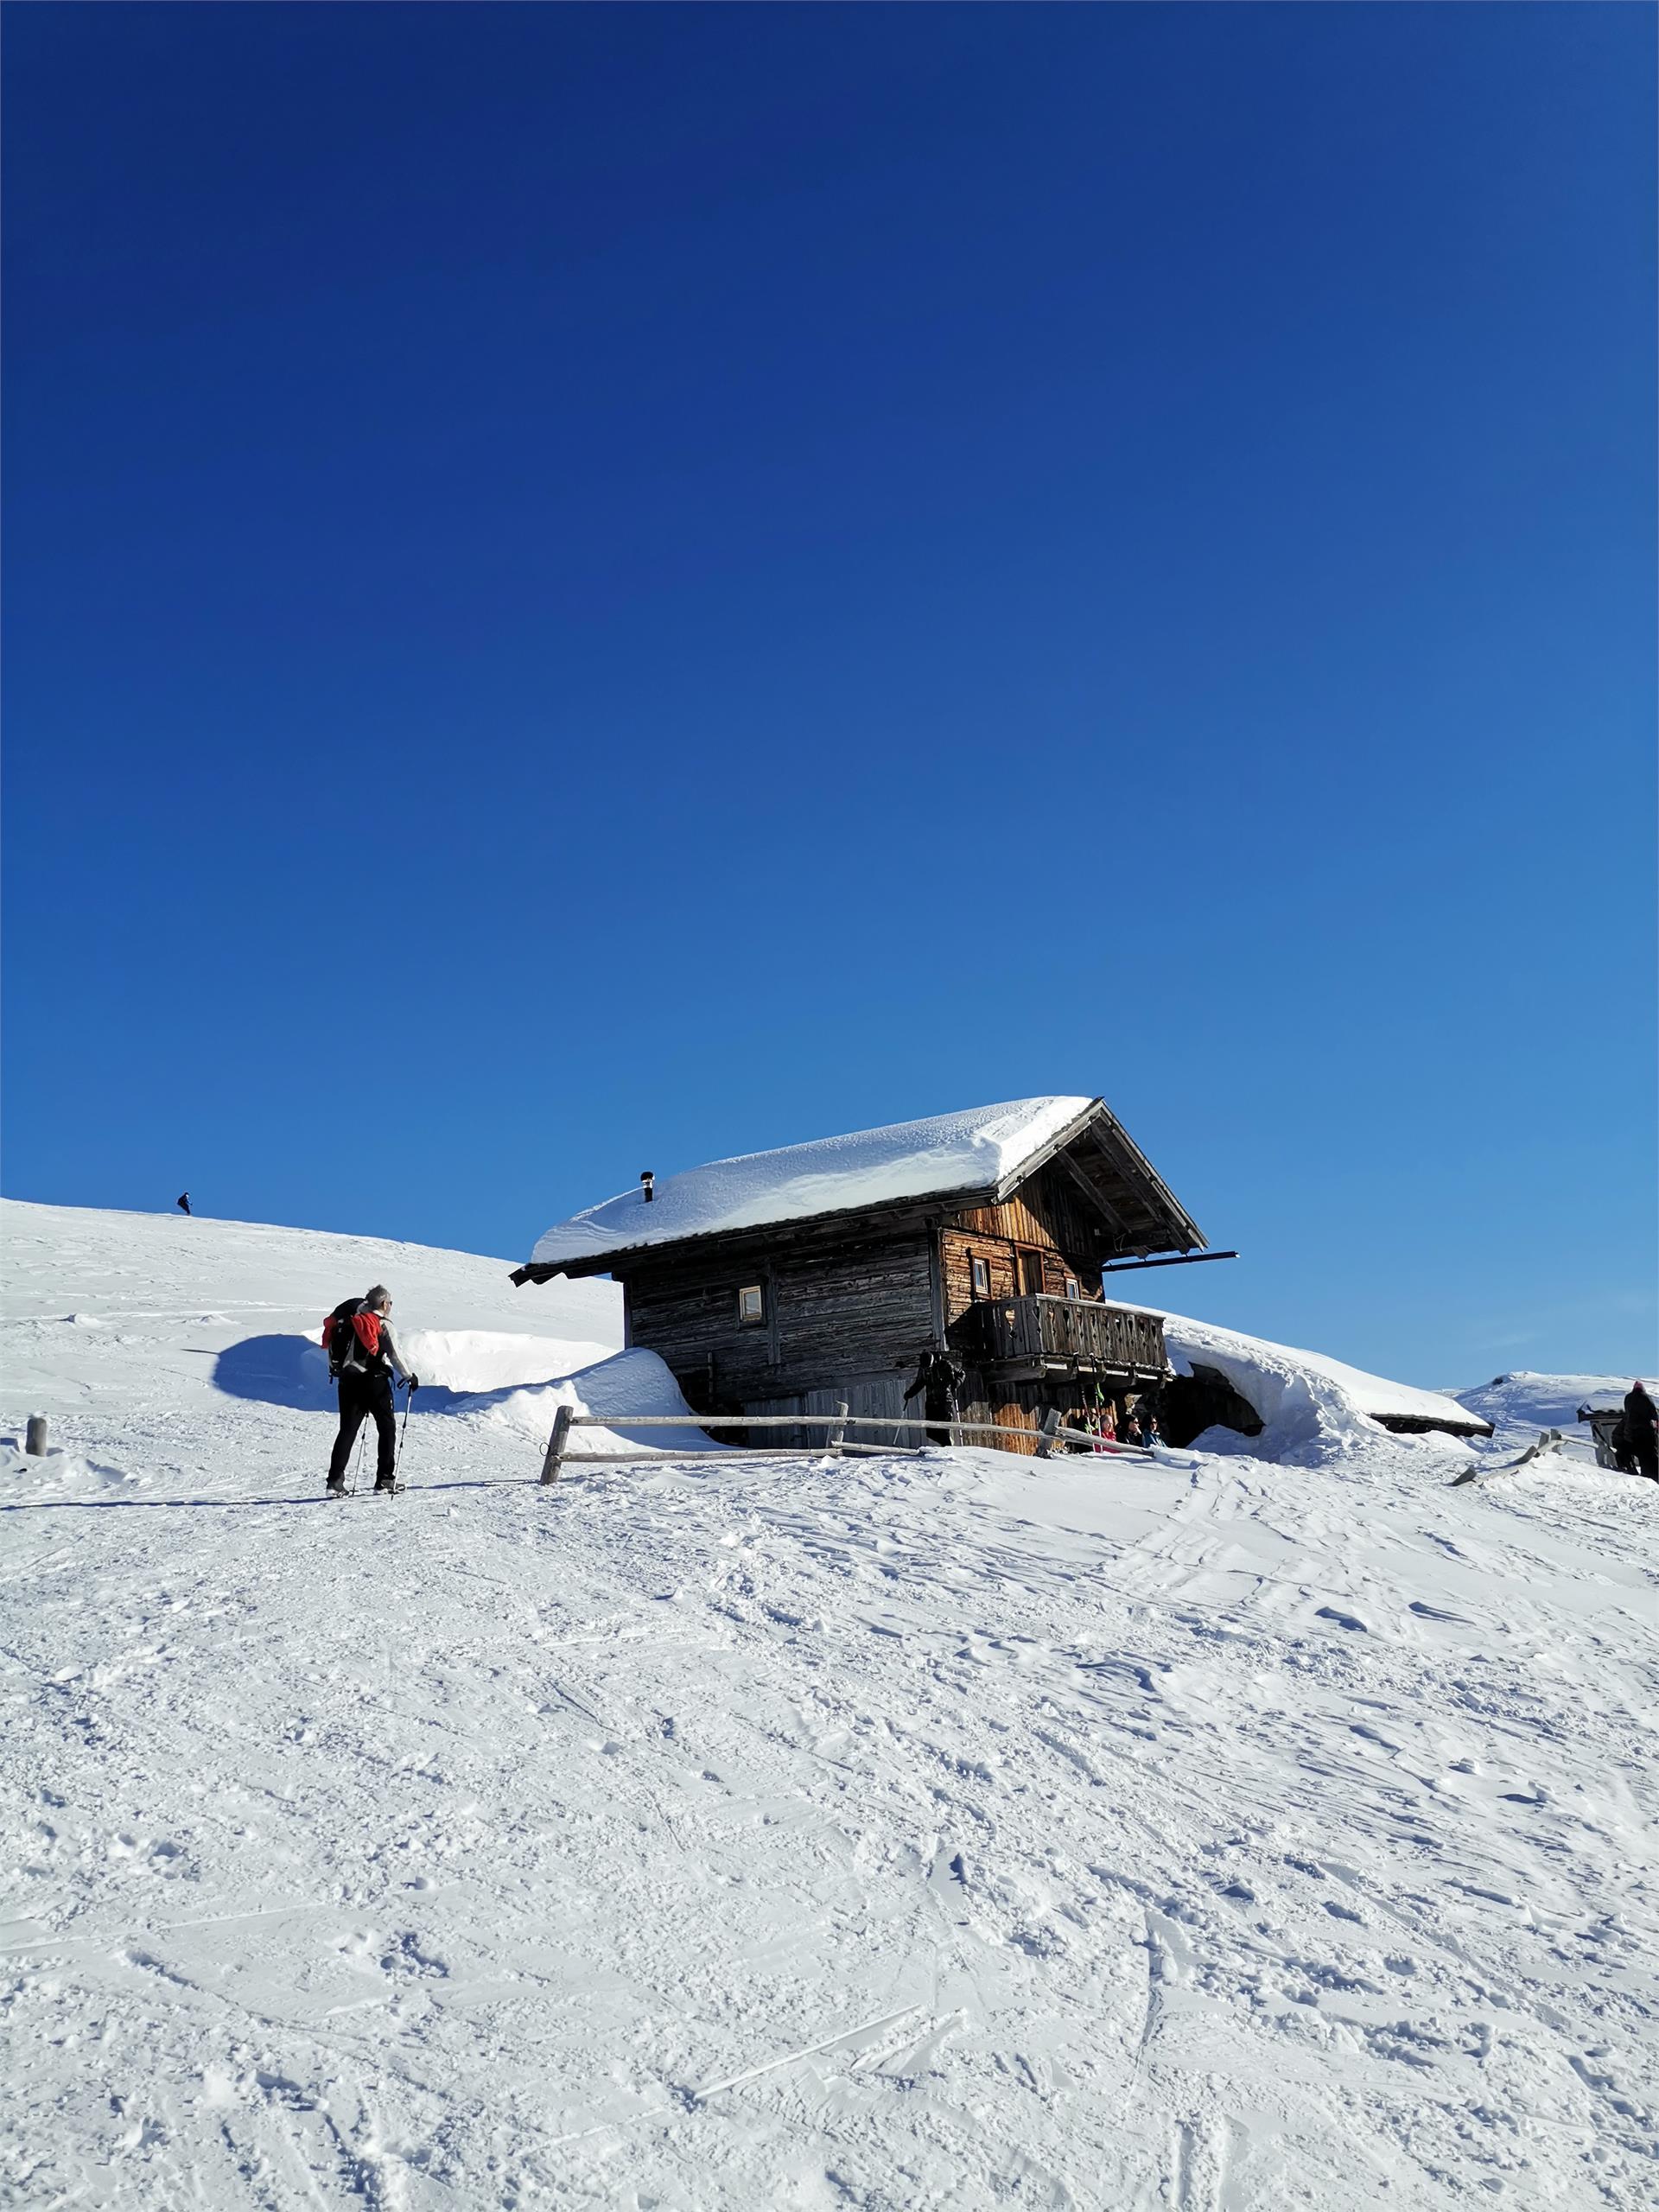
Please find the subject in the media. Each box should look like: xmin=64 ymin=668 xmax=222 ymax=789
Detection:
xmin=442 ymin=1346 xmax=721 ymax=1456
xmin=1153 ymin=1308 xmax=1491 ymax=1464
xmin=397 ymin=1326 xmax=616 ymax=1395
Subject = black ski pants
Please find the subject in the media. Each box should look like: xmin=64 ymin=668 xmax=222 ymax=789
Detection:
xmin=329 ymin=1370 xmax=397 ymax=1485
xmin=1633 ymin=1433 xmax=1659 ymax=1484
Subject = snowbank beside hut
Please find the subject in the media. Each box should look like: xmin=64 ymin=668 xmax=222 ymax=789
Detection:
xmin=1143 ymin=1306 xmax=1491 ymax=1463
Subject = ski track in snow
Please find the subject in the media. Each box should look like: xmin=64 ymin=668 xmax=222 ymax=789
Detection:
xmin=2 ymin=1202 xmax=1656 ymax=2209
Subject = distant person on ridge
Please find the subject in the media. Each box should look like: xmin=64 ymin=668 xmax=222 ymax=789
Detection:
xmin=1623 ymin=1381 xmax=1658 ymax=1484
xmin=321 ymin=1285 xmax=419 ymax=1496
xmin=176 ymin=1192 xmax=191 ymax=1216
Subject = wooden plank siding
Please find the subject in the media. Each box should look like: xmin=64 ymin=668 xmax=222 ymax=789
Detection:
xmin=622 ymin=1233 xmax=935 ymax=1418
xmin=772 ymin=1240 xmax=935 ymax=1395
xmin=944 ymin=1160 xmax=1105 ymax=1322
xmin=747 ymin=1374 xmax=917 ymax=1451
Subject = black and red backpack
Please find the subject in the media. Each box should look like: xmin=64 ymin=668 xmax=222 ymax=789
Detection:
xmin=321 ymin=1300 xmax=384 ymax=1381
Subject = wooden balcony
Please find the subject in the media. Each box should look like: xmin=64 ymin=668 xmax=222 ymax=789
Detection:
xmin=956 ymin=1294 xmax=1168 ymax=1381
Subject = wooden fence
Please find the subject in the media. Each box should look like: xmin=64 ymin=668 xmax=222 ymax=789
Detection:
xmin=538 ymin=1404 xmax=1158 ymax=1484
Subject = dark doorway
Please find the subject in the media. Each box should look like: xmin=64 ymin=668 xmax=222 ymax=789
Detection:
xmin=1156 ymin=1364 xmax=1265 ymax=1450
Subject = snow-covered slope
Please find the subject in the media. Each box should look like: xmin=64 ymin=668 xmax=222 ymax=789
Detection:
xmin=1452 ymin=1370 xmax=1637 ymax=1447
xmin=0 ymin=1198 xmax=622 ymax=1383
xmin=3 ymin=1200 xmax=1656 ymax=2210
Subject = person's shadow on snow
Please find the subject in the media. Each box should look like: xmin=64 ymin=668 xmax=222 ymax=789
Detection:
xmin=210 ymin=1334 xmax=509 ymax=1418
xmin=210 ymin=1335 xmax=706 ymax=1455
xmin=211 ymin=1334 xmax=337 ymax=1411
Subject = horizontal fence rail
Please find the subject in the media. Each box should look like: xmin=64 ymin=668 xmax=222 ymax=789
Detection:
xmin=541 ymin=1413 xmax=1158 ymax=1430
xmin=538 ymin=1404 xmax=1158 ymax=1484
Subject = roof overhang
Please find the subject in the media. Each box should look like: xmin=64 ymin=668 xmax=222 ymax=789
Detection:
xmin=989 ymin=1098 xmax=1206 ymax=1255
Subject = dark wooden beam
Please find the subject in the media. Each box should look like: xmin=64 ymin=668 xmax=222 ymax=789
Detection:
xmin=1079 ymin=1118 xmax=1205 ymax=1251
xmin=1047 ymin=1140 xmax=1135 ymax=1242
xmin=1098 ymin=1249 xmax=1237 ymax=1275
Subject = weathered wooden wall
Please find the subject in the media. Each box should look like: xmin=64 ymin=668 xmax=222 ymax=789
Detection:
xmin=942 ymin=1160 xmax=1105 ymax=1325
xmin=622 ymin=1233 xmax=936 ymax=1418
xmin=951 ymin=1159 xmax=1103 ymax=1259
xmin=746 ymin=1374 xmax=917 ymax=1449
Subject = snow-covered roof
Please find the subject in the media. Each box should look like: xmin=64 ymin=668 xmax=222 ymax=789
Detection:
xmin=530 ymin=1097 xmax=1100 ymax=1271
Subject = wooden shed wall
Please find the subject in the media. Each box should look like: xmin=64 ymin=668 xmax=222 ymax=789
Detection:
xmin=941 ymin=1160 xmax=1105 ymax=1325
xmin=622 ymin=1232 xmax=936 ymax=1414
xmin=771 ymin=1242 xmax=935 ymax=1390
xmin=950 ymin=1159 xmax=1103 ymax=1264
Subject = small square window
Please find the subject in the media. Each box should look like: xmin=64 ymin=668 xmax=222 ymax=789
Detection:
xmin=738 ymin=1284 xmax=766 ymax=1325
xmin=969 ymin=1255 xmax=989 ymax=1299
xmin=1065 ymin=1276 xmax=1080 ymax=1300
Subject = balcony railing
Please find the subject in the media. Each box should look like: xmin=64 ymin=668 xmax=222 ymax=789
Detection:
xmin=957 ymin=1294 xmax=1168 ymax=1376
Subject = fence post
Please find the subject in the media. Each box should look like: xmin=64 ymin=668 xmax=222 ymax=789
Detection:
xmin=827 ymin=1400 xmax=849 ymax=1456
xmin=25 ymin=1414 xmax=48 ymax=1457
xmin=540 ymin=1404 xmax=575 ymax=1486
xmin=1035 ymin=1407 xmax=1062 ymax=1459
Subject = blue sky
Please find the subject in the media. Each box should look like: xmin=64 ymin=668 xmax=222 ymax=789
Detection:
xmin=3 ymin=3 xmax=1653 ymax=1385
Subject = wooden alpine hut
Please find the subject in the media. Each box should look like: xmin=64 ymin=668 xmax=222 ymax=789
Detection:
xmin=513 ymin=1097 xmax=1211 ymax=1452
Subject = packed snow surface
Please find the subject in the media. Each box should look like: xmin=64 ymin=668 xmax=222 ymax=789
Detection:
xmin=531 ymin=1096 xmax=1093 ymax=1267
xmin=3 ymin=1200 xmax=1658 ymax=2210
xmin=1151 ymin=1308 xmax=1491 ymax=1457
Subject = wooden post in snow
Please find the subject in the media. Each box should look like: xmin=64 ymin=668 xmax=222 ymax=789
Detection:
xmin=25 ymin=1415 xmax=48 ymax=1457
xmin=827 ymin=1401 xmax=849 ymax=1456
xmin=540 ymin=1404 xmax=574 ymax=1486
xmin=1035 ymin=1407 xmax=1062 ymax=1459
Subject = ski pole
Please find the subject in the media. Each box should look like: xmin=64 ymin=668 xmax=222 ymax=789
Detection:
xmin=395 ymin=1378 xmax=416 ymax=1481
